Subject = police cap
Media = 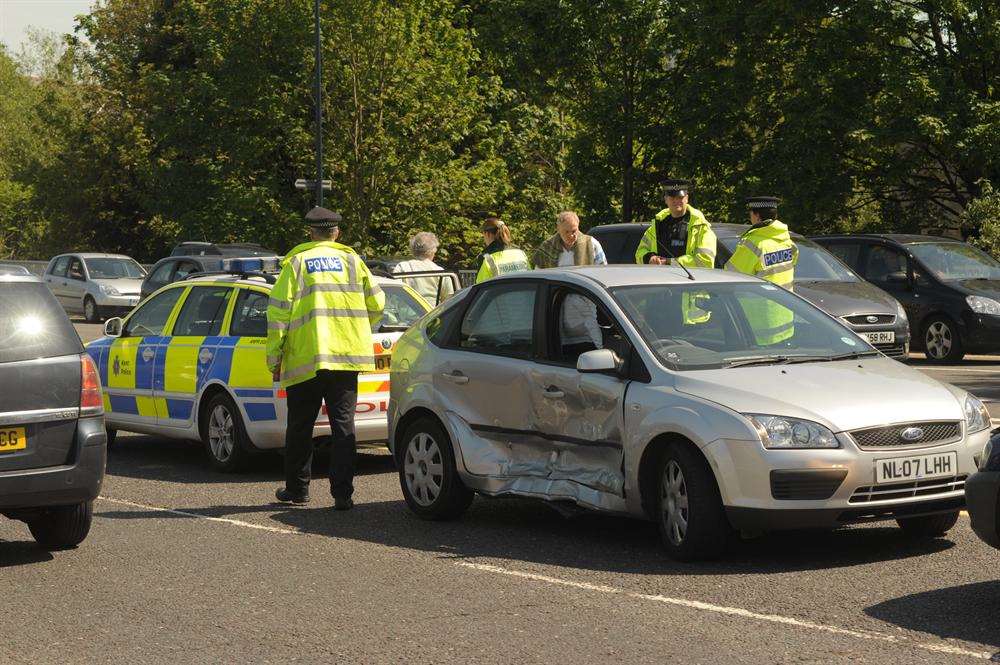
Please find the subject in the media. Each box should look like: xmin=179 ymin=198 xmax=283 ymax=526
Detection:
xmin=305 ymin=206 xmax=342 ymax=228
xmin=662 ymin=179 xmax=692 ymax=197
xmin=746 ymin=196 xmax=780 ymax=210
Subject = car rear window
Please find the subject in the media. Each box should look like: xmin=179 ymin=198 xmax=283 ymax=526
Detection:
xmin=0 ymin=282 xmax=83 ymax=363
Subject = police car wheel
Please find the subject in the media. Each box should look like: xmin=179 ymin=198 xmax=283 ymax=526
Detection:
xmin=201 ymin=394 xmax=249 ymax=472
xmin=655 ymin=442 xmax=730 ymax=561
xmin=84 ymin=296 xmax=101 ymax=323
xmin=398 ymin=417 xmax=473 ymax=520
xmin=27 ymin=501 xmax=93 ymax=549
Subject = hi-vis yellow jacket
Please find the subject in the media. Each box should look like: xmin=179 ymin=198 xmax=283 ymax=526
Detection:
xmin=266 ymin=241 xmax=385 ymax=387
xmin=635 ymin=206 xmax=717 ymax=268
xmin=725 ymin=219 xmax=798 ymax=345
xmin=475 ymin=247 xmax=532 ymax=283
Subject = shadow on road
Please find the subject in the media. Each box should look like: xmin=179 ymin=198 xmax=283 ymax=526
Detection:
xmin=0 ymin=541 xmax=55 ymax=567
xmin=866 ymin=580 xmax=1000 ymax=649
xmin=96 ymin=493 xmax=955 ymax=576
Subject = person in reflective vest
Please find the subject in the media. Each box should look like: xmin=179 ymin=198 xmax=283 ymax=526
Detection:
xmin=725 ymin=196 xmax=799 ymax=345
xmin=267 ymin=206 xmax=385 ymax=509
xmin=635 ymin=178 xmax=717 ymax=268
xmin=475 ymin=216 xmax=531 ymax=283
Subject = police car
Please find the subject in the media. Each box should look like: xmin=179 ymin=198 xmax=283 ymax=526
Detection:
xmin=86 ymin=259 xmax=432 ymax=471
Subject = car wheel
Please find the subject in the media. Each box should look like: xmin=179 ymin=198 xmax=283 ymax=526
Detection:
xmin=656 ymin=442 xmax=731 ymax=561
xmin=27 ymin=501 xmax=94 ymax=549
xmin=923 ymin=315 xmax=965 ymax=363
xmin=106 ymin=428 xmax=117 ymax=449
xmin=896 ymin=510 xmax=959 ymax=538
xmin=398 ymin=417 xmax=473 ymax=520
xmin=83 ymin=296 xmax=101 ymax=323
xmin=200 ymin=393 xmax=250 ymax=472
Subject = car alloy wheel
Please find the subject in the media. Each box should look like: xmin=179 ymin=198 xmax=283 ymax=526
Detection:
xmin=208 ymin=403 xmax=235 ymax=463
xmin=662 ymin=460 xmax=689 ymax=546
xmin=403 ymin=432 xmax=444 ymax=506
xmin=84 ymin=297 xmax=99 ymax=323
xmin=925 ymin=320 xmax=952 ymax=360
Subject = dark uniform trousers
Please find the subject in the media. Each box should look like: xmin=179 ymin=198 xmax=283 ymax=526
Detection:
xmin=284 ymin=369 xmax=359 ymax=499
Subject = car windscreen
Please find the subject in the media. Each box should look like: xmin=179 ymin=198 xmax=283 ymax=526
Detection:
xmin=719 ymin=237 xmax=856 ymax=281
xmin=380 ymin=284 xmax=429 ymax=330
xmin=908 ymin=242 xmax=1000 ymax=281
xmin=611 ymin=282 xmax=874 ymax=371
xmin=0 ymin=282 xmax=83 ymax=363
xmin=85 ymin=257 xmax=146 ymax=279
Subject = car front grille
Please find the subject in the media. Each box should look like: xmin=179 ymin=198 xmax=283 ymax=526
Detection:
xmin=873 ymin=341 xmax=907 ymax=358
xmin=849 ymin=421 xmax=961 ymax=450
xmin=848 ymin=474 xmax=967 ymax=504
xmin=843 ymin=314 xmax=896 ymax=326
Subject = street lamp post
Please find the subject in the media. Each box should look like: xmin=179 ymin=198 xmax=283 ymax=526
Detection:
xmin=313 ymin=0 xmax=324 ymax=208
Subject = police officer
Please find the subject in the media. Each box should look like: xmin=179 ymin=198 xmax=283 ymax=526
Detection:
xmin=635 ymin=179 xmax=717 ymax=268
xmin=475 ymin=216 xmax=531 ymax=283
xmin=725 ymin=196 xmax=798 ymax=344
xmin=267 ymin=207 xmax=385 ymax=509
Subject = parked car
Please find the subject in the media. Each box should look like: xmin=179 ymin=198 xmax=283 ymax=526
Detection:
xmin=170 ymin=241 xmax=277 ymax=258
xmin=389 ymin=265 xmax=989 ymax=560
xmin=0 ymin=264 xmax=31 ymax=276
xmin=813 ymin=234 xmax=1000 ymax=362
xmin=589 ymin=223 xmax=910 ymax=358
xmin=0 ymin=272 xmax=107 ymax=548
xmin=88 ymin=269 xmax=433 ymax=471
xmin=43 ymin=253 xmax=146 ymax=323
xmin=966 ymin=428 xmax=1000 ymax=549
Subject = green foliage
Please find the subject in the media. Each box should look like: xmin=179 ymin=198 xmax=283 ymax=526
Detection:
xmin=966 ymin=182 xmax=1000 ymax=258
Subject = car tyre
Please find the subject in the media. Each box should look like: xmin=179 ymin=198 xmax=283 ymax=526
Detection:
xmin=656 ymin=442 xmax=731 ymax=561
xmin=200 ymin=393 xmax=250 ymax=472
xmin=398 ymin=417 xmax=473 ymax=520
xmin=83 ymin=296 xmax=102 ymax=323
xmin=923 ymin=315 xmax=964 ymax=363
xmin=27 ymin=501 xmax=94 ymax=548
xmin=896 ymin=510 xmax=959 ymax=538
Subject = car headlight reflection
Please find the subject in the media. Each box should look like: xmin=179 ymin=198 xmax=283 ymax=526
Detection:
xmin=966 ymin=295 xmax=1000 ymax=316
xmin=965 ymin=394 xmax=991 ymax=433
xmin=747 ymin=414 xmax=840 ymax=449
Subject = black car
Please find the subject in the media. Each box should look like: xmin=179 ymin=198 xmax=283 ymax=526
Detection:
xmin=966 ymin=428 xmax=1000 ymax=549
xmin=142 ymin=255 xmax=227 ymax=299
xmin=169 ymin=241 xmax=277 ymax=258
xmin=0 ymin=274 xmax=107 ymax=548
xmin=813 ymin=234 xmax=1000 ymax=362
xmin=588 ymin=223 xmax=910 ymax=358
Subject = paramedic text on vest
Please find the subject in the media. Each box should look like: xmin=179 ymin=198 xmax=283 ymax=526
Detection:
xmin=475 ymin=217 xmax=532 ymax=283
xmin=267 ymin=206 xmax=386 ymax=509
xmin=635 ymin=178 xmax=717 ymax=268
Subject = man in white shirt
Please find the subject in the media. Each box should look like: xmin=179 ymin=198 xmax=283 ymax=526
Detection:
xmin=392 ymin=231 xmax=455 ymax=306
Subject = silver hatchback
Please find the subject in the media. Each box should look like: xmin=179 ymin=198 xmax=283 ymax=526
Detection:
xmin=44 ymin=253 xmax=146 ymax=322
xmin=388 ymin=266 xmax=992 ymax=560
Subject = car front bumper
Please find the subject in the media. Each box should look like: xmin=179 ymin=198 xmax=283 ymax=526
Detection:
xmin=705 ymin=429 xmax=987 ymax=532
xmin=0 ymin=416 xmax=107 ymax=513
xmin=965 ymin=470 xmax=1000 ymax=549
xmin=960 ymin=312 xmax=1000 ymax=354
xmin=93 ymin=293 xmax=142 ymax=309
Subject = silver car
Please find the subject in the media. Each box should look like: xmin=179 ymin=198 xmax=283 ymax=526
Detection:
xmin=388 ymin=266 xmax=992 ymax=560
xmin=44 ymin=253 xmax=146 ymax=322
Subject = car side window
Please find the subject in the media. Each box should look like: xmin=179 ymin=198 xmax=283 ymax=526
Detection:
xmin=174 ymin=260 xmax=200 ymax=280
xmin=50 ymin=256 xmax=70 ymax=277
xmin=67 ymin=258 xmax=86 ymax=281
xmin=172 ymin=286 xmax=232 ymax=336
xmin=548 ymin=286 xmax=629 ymax=365
xmin=148 ymin=261 xmax=175 ymax=285
xmin=864 ymin=245 xmax=909 ymax=287
xmin=124 ymin=288 xmax=184 ymax=337
xmin=230 ymin=289 xmax=268 ymax=337
xmin=459 ymin=284 xmax=536 ymax=357
xmin=826 ymin=243 xmax=861 ymax=271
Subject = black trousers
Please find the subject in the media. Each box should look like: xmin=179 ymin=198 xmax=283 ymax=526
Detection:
xmin=284 ymin=369 xmax=359 ymax=499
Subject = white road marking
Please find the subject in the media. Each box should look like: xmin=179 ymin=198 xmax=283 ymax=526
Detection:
xmin=98 ymin=496 xmax=305 ymax=536
xmin=457 ymin=562 xmax=994 ymax=661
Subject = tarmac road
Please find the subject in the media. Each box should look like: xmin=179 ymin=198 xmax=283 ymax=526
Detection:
xmin=0 ymin=322 xmax=996 ymax=663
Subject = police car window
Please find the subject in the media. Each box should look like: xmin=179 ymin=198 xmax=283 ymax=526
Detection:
xmin=124 ymin=288 xmax=183 ymax=337
xmin=49 ymin=256 xmax=70 ymax=277
xmin=231 ymin=289 xmax=268 ymax=337
xmin=381 ymin=284 xmax=427 ymax=331
xmin=173 ymin=286 xmax=232 ymax=337
xmin=459 ymin=284 xmax=536 ymax=357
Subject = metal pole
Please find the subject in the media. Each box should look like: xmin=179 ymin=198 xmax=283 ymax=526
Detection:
xmin=313 ymin=0 xmax=324 ymax=208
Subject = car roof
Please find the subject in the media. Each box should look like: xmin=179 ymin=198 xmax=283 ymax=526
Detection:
xmin=58 ymin=252 xmax=136 ymax=260
xmin=813 ymin=233 xmax=963 ymax=245
xmin=0 ymin=274 xmax=44 ymax=283
xmin=491 ymin=265 xmax=760 ymax=288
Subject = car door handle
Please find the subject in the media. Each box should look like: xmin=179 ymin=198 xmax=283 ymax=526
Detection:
xmin=441 ymin=371 xmax=469 ymax=385
xmin=542 ymin=386 xmax=565 ymax=399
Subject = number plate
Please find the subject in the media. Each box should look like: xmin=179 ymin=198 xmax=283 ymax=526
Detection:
xmin=874 ymin=451 xmax=958 ymax=484
xmin=0 ymin=427 xmax=27 ymax=454
xmin=861 ymin=331 xmax=895 ymax=344
xmin=374 ymin=355 xmax=391 ymax=371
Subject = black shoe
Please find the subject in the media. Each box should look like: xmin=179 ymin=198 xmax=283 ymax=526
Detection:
xmin=275 ymin=488 xmax=310 ymax=505
xmin=334 ymin=497 xmax=354 ymax=511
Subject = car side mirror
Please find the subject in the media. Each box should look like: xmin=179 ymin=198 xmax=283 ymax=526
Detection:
xmin=104 ymin=317 xmax=123 ymax=338
xmin=577 ymin=349 xmax=620 ymax=374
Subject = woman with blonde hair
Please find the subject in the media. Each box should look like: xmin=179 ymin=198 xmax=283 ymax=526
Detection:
xmin=475 ymin=217 xmax=531 ymax=283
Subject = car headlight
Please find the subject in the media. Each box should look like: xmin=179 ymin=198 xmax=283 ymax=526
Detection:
xmin=966 ymin=295 xmax=1000 ymax=315
xmin=965 ymin=394 xmax=991 ymax=433
xmin=894 ymin=299 xmax=908 ymax=323
xmin=99 ymin=284 xmax=121 ymax=296
xmin=746 ymin=414 xmax=840 ymax=449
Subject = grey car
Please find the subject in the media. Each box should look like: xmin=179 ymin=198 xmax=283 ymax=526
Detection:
xmin=388 ymin=266 xmax=990 ymax=560
xmin=0 ymin=273 xmax=107 ymax=547
xmin=44 ymin=253 xmax=146 ymax=322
